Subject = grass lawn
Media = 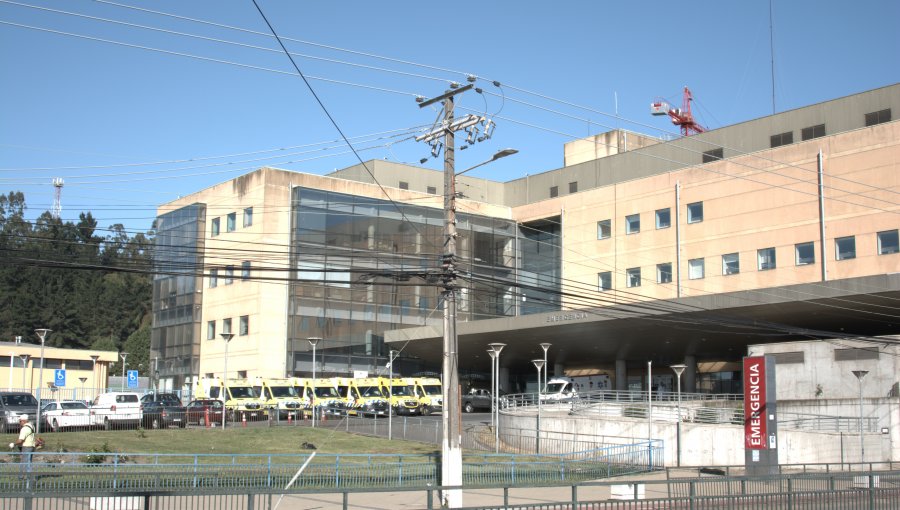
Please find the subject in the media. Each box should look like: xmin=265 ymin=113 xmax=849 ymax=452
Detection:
xmin=2 ymin=425 xmax=440 ymax=458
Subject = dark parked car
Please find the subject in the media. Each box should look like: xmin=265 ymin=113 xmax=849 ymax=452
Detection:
xmin=462 ymin=388 xmax=493 ymax=413
xmin=185 ymin=399 xmax=225 ymax=426
xmin=0 ymin=392 xmax=39 ymax=433
xmin=140 ymin=393 xmax=186 ymax=429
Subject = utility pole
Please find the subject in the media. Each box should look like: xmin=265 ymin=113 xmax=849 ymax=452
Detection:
xmin=417 ymin=83 xmax=472 ymax=509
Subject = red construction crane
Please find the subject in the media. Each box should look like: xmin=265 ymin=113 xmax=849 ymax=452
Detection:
xmin=651 ymin=86 xmax=707 ymax=136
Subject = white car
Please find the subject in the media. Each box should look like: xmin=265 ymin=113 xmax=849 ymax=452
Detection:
xmin=42 ymin=401 xmax=92 ymax=431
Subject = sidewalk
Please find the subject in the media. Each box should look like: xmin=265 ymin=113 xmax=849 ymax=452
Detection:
xmin=270 ymin=470 xmax=671 ymax=509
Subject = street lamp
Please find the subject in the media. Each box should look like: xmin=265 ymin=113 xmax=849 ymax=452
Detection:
xmin=220 ymin=333 xmax=234 ymax=429
xmin=387 ymin=349 xmax=398 ymax=440
xmin=307 ymin=337 xmax=321 ymax=428
xmin=539 ymin=343 xmax=552 ymax=394
xmin=488 ymin=342 xmax=505 ymax=454
xmin=851 ymin=370 xmax=868 ymax=464
xmin=34 ymin=328 xmax=51 ymax=435
xmin=78 ymin=377 xmax=88 ymax=401
xmin=486 ymin=350 xmax=497 ymax=429
xmin=119 ymin=352 xmax=129 ymax=391
xmin=454 ymin=148 xmax=519 ymax=177
xmin=90 ymin=355 xmax=99 ymax=397
xmin=670 ymin=364 xmax=687 ymax=467
xmin=19 ymin=354 xmax=30 ymax=392
xmin=532 ymin=359 xmax=545 ymax=454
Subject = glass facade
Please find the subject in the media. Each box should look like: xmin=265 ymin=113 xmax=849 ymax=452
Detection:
xmin=151 ymin=204 xmax=205 ymax=390
xmin=287 ymin=188 xmax=561 ymax=375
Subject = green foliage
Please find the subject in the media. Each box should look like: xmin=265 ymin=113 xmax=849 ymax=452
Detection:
xmin=0 ymin=191 xmax=153 ymax=356
xmin=83 ymin=441 xmax=113 ymax=464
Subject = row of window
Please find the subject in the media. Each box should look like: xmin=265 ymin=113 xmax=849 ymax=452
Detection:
xmin=598 ymin=230 xmax=899 ymax=290
xmin=398 ymin=181 xmax=438 ymax=195
xmin=703 ymin=109 xmax=892 ymax=161
xmin=206 ymin=316 xmax=250 ymax=339
xmin=209 ymin=262 xmax=252 ymax=288
xmin=543 ymin=109 xmax=893 ymax=199
xmin=598 ymin=202 xmax=704 ymax=239
xmin=210 ymin=207 xmax=254 ymax=237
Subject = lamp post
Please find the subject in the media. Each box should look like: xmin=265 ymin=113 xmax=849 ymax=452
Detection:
xmin=387 ymin=349 xmax=398 ymax=440
xmin=19 ymin=354 xmax=30 ymax=392
xmin=851 ymin=370 xmax=868 ymax=464
xmin=78 ymin=377 xmax=87 ymax=401
xmin=89 ymin=355 xmax=99 ymax=398
xmin=307 ymin=337 xmax=321 ymax=428
xmin=647 ymin=360 xmax=653 ymax=442
xmin=486 ymin=350 xmax=497 ymax=430
xmin=220 ymin=333 xmax=234 ymax=429
xmin=119 ymin=352 xmax=129 ymax=391
xmin=670 ymin=364 xmax=687 ymax=467
xmin=532 ymin=359 xmax=545 ymax=454
xmin=539 ymin=343 xmax=552 ymax=394
xmin=488 ymin=342 xmax=505 ymax=454
xmin=34 ymin=328 xmax=51 ymax=435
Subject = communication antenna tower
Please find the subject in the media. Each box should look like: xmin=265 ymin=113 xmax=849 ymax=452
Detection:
xmin=51 ymin=177 xmax=64 ymax=219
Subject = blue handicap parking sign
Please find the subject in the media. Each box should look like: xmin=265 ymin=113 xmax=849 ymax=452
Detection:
xmin=127 ymin=370 xmax=139 ymax=388
xmin=54 ymin=369 xmax=66 ymax=387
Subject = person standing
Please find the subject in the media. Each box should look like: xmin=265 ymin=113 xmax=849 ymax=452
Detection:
xmin=13 ymin=414 xmax=35 ymax=480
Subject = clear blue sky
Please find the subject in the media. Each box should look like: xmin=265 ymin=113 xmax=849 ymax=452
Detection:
xmin=2 ymin=0 xmax=898 ymax=235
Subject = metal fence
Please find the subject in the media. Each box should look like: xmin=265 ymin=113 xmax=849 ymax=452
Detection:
xmin=0 ymin=436 xmax=661 ymax=495
xmin=0 ymin=470 xmax=897 ymax=510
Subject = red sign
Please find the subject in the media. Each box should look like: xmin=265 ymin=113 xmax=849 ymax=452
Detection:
xmin=743 ymin=356 xmax=768 ymax=449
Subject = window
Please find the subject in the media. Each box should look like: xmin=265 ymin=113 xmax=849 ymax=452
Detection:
xmin=569 ymin=181 xmax=578 ymax=193
xmin=211 ymin=217 xmax=220 ymax=237
xmin=226 ymin=212 xmax=236 ymax=232
xmin=625 ymin=214 xmax=640 ymax=234
xmin=222 ymin=318 xmax=232 ymax=335
xmin=209 ymin=268 xmax=218 ymax=288
xmin=399 ymin=181 xmax=409 ymax=190
xmin=206 ymin=320 xmax=215 ymax=340
xmin=722 ymin=253 xmax=740 ymax=275
xmin=657 ymin=263 xmax=673 ymax=284
xmin=757 ymin=247 xmax=776 ymax=270
xmin=835 ymin=236 xmax=856 ymax=260
xmin=626 ymin=267 xmax=641 ymax=288
xmin=597 ymin=219 xmax=611 ymax=240
xmin=688 ymin=258 xmax=705 ymax=280
xmin=225 ymin=265 xmax=234 ymax=285
xmin=801 ymin=124 xmax=826 ymax=141
xmin=239 ymin=315 xmax=249 ymax=336
xmin=241 ymin=261 xmax=251 ymax=280
xmin=243 ymin=207 xmax=253 ymax=227
xmin=877 ymin=230 xmax=899 ymax=255
xmin=795 ymin=242 xmax=815 ymax=265
xmin=427 ymin=186 xmax=437 ymax=195
xmin=598 ymin=271 xmax=612 ymax=292
xmin=702 ymin=148 xmax=723 ymax=163
xmin=550 ymin=186 xmax=559 ymax=198
xmin=687 ymin=202 xmax=704 ymax=223
xmin=655 ymin=208 xmax=671 ymax=229
xmin=770 ymin=131 xmax=794 ymax=148
xmin=865 ymin=108 xmax=891 ymax=127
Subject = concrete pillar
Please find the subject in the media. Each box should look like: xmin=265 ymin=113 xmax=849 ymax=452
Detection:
xmin=684 ymin=355 xmax=697 ymax=393
xmin=615 ymin=359 xmax=627 ymax=391
xmin=553 ymin=362 xmax=564 ymax=380
xmin=498 ymin=366 xmax=509 ymax=394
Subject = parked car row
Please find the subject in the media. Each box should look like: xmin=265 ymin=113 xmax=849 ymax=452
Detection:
xmin=1 ymin=389 xmax=234 ymax=433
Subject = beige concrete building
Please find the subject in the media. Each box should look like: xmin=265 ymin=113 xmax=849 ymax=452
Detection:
xmin=0 ymin=341 xmax=118 ymax=399
xmin=153 ymin=84 xmax=899 ymax=398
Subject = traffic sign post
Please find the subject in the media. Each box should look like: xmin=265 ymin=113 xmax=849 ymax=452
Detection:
xmin=127 ymin=370 xmax=139 ymax=389
xmin=54 ymin=369 xmax=66 ymax=388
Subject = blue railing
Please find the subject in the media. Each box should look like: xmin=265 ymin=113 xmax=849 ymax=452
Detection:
xmin=1 ymin=440 xmax=661 ymax=494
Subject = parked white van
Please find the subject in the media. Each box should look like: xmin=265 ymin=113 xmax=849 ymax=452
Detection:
xmin=90 ymin=392 xmax=143 ymax=430
xmin=541 ymin=377 xmax=578 ymax=403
